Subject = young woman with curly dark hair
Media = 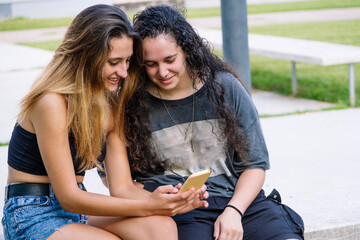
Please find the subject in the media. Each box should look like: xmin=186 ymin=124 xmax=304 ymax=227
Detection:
xmin=106 ymin=4 xmax=304 ymax=240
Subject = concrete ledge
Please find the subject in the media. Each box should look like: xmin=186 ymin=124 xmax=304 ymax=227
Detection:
xmin=305 ymin=224 xmax=360 ymax=240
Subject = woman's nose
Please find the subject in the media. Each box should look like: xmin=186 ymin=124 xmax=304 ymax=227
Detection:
xmin=116 ymin=62 xmax=128 ymax=78
xmin=158 ymin=64 xmax=169 ymax=78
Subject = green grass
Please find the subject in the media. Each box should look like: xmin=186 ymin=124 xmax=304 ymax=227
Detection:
xmin=250 ymin=57 xmax=360 ymax=105
xmin=185 ymin=8 xmax=221 ymax=18
xmin=0 ymin=142 xmax=9 ymax=146
xmin=0 ymin=12 xmax=135 ymax=31
xmin=249 ymin=19 xmax=360 ymax=46
xmin=248 ymin=19 xmax=360 ymax=106
xmin=185 ymin=0 xmax=360 ymax=18
xmin=19 ymin=40 xmax=62 ymax=51
xmin=0 ymin=17 xmax=73 ymax=31
xmin=247 ymin=0 xmax=360 ymax=14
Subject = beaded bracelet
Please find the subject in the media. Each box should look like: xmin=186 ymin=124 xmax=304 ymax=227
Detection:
xmin=225 ymin=204 xmax=243 ymax=218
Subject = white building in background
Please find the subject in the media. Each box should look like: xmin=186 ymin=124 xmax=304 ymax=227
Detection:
xmin=0 ymin=0 xmax=112 ymax=20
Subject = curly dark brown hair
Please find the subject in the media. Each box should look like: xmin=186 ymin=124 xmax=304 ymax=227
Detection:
xmin=126 ymin=4 xmax=249 ymax=176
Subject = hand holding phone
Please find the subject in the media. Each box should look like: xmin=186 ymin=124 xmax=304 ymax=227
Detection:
xmin=178 ymin=169 xmax=212 ymax=193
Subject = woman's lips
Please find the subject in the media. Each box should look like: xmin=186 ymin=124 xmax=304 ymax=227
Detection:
xmin=158 ymin=75 xmax=174 ymax=84
xmin=108 ymin=78 xmax=119 ymax=84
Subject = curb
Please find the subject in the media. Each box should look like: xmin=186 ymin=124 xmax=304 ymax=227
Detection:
xmin=305 ymin=224 xmax=360 ymax=240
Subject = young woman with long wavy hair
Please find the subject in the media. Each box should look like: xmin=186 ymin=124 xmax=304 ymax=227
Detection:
xmin=2 ymin=4 xmax=207 ymax=240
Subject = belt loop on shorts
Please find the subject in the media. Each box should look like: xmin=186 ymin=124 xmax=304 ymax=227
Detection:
xmin=48 ymin=184 xmax=55 ymax=198
xmin=4 ymin=185 xmax=8 ymax=202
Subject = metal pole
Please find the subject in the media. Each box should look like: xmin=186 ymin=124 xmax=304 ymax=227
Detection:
xmin=221 ymin=0 xmax=252 ymax=94
xmin=349 ymin=63 xmax=355 ymax=107
xmin=291 ymin=61 xmax=297 ymax=96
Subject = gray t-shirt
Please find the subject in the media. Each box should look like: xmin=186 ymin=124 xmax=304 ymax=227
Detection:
xmin=135 ymin=72 xmax=269 ymax=198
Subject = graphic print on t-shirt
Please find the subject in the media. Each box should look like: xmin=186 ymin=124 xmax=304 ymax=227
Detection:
xmin=151 ymin=119 xmax=231 ymax=177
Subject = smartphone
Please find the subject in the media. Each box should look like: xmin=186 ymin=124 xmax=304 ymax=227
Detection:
xmin=178 ymin=169 xmax=212 ymax=193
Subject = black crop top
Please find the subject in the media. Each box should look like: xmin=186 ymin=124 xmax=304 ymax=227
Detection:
xmin=7 ymin=124 xmax=105 ymax=176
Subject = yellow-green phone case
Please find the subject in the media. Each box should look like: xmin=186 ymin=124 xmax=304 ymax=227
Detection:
xmin=179 ymin=169 xmax=212 ymax=193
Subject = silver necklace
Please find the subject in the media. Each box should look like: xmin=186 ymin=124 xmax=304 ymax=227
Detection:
xmin=155 ymin=87 xmax=195 ymax=152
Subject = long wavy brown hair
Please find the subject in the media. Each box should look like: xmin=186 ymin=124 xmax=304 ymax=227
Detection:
xmin=18 ymin=4 xmax=141 ymax=172
xmin=126 ymin=5 xmax=249 ymax=176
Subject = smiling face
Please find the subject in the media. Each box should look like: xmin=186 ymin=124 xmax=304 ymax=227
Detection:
xmin=103 ymin=36 xmax=133 ymax=92
xmin=142 ymin=34 xmax=193 ymax=99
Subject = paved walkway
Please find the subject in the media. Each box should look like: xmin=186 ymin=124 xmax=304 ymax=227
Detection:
xmin=185 ymin=0 xmax=312 ymax=9
xmin=188 ymin=7 xmax=360 ymax=28
xmin=1 ymin=5 xmax=360 ymax=240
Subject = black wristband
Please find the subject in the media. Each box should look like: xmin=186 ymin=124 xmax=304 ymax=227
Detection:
xmin=225 ymin=204 xmax=243 ymax=218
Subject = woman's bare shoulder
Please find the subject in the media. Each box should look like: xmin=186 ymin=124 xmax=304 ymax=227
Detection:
xmin=34 ymin=92 xmax=66 ymax=110
xmin=30 ymin=93 xmax=68 ymax=129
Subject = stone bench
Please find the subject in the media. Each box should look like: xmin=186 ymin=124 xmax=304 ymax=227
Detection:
xmin=196 ymin=28 xmax=360 ymax=106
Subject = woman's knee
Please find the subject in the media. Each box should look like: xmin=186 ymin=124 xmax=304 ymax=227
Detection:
xmin=145 ymin=216 xmax=178 ymax=239
xmin=47 ymin=223 xmax=120 ymax=240
xmin=87 ymin=215 xmax=177 ymax=240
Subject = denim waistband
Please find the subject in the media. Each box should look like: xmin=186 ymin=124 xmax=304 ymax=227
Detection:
xmin=4 ymin=182 xmax=86 ymax=201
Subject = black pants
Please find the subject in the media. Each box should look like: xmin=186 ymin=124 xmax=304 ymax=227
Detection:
xmin=144 ymin=183 xmax=304 ymax=240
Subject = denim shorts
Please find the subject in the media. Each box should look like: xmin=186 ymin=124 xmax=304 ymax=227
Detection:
xmin=144 ymin=183 xmax=304 ymax=240
xmin=2 ymin=183 xmax=88 ymax=240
